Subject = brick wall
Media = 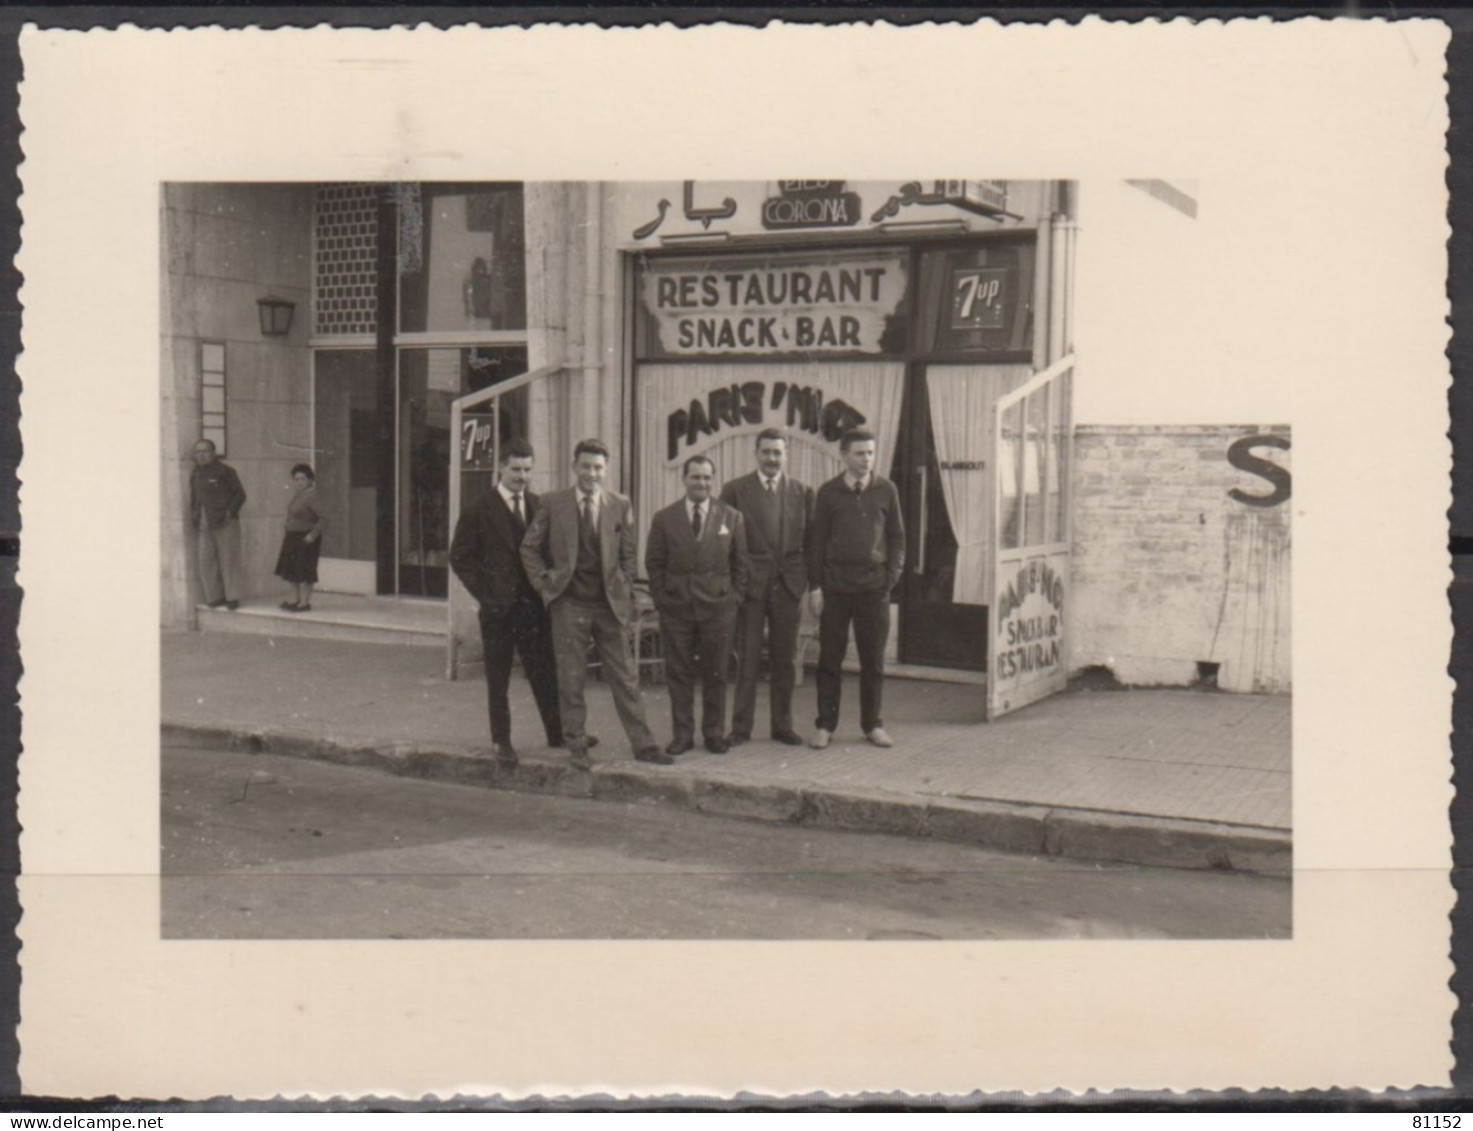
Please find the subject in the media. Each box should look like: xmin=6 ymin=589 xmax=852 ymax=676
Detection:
xmin=1070 ymin=425 xmax=1291 ymax=693
xmin=161 ymin=184 xmax=315 ymax=627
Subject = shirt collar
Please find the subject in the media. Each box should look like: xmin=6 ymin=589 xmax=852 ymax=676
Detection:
xmin=760 ymin=471 xmax=782 ymax=489
xmin=497 ymin=482 xmax=524 ymax=505
xmin=686 ymin=497 xmax=707 ymax=517
xmin=843 ymin=471 xmax=871 ymax=491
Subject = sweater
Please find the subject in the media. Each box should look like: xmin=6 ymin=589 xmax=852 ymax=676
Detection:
xmin=806 ymin=473 xmax=906 ymax=595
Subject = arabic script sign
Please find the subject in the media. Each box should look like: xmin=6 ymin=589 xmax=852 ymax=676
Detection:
xmin=639 ymin=251 xmax=907 ymax=357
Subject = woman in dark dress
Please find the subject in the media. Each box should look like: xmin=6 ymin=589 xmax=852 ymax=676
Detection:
xmin=275 ymin=463 xmax=323 ymax=611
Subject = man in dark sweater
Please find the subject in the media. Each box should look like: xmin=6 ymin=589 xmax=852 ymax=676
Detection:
xmin=806 ymin=428 xmax=906 ymax=749
xmin=189 ymin=438 xmax=247 ymax=611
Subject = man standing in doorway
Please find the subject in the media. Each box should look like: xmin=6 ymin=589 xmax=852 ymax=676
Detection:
xmin=807 ymin=428 xmax=906 ymax=750
xmin=719 ymin=428 xmax=813 ymax=747
xmin=521 ymin=439 xmax=670 ymax=768
xmin=646 ymin=455 xmax=749 ymax=756
xmin=449 ymin=438 xmax=566 ymax=770
xmin=189 ymin=438 xmax=247 ymax=611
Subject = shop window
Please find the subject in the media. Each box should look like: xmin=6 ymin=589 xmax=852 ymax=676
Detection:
xmin=199 ymin=341 xmax=227 ymax=455
xmin=398 ymin=184 xmax=527 ymax=334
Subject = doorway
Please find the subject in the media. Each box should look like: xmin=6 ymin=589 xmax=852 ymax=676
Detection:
xmin=312 ymin=349 xmax=379 ymax=595
xmin=395 ymin=346 xmax=529 ymax=597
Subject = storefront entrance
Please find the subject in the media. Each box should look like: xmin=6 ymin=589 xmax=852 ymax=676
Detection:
xmin=895 ymin=364 xmax=1029 ymax=670
xmin=632 ymin=235 xmax=1065 ymax=691
xmin=313 ymin=344 xmax=528 ymax=598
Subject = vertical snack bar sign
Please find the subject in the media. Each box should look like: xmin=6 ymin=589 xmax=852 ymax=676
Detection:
xmin=641 ymin=253 xmax=907 ymax=356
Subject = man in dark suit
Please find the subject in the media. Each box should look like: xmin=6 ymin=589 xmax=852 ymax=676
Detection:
xmin=521 ymin=438 xmax=668 ymax=769
xmin=807 ymin=427 xmax=906 ymax=750
xmin=449 ymin=438 xmax=564 ymax=769
xmin=647 ymin=455 xmax=750 ymax=756
xmin=719 ymin=428 xmax=812 ymax=747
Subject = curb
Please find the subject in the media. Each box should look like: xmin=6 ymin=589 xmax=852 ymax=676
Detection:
xmin=162 ymin=722 xmax=1291 ymax=877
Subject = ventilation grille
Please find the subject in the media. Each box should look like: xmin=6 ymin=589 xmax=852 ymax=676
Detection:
xmin=314 ymin=185 xmax=379 ymax=336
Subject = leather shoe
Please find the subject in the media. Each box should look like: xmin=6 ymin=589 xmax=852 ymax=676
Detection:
xmin=773 ymin=729 xmax=806 ymax=746
xmin=866 ymin=727 xmax=895 ymax=748
xmin=727 ymin=733 xmax=750 ymax=747
xmin=222 ymin=600 xmax=240 ymax=611
xmin=635 ymin=746 xmax=675 ymax=766
xmin=809 ymin=728 xmax=832 ymax=750
xmin=665 ymin=737 xmax=694 ymax=757
xmin=568 ymin=746 xmax=594 ymax=771
xmin=705 ymin=735 xmax=729 ymax=754
xmin=550 ymin=735 xmax=600 ymax=750
xmin=492 ymin=742 xmax=520 ymax=769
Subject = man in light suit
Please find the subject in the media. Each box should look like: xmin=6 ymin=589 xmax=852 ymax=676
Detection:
xmin=646 ymin=455 xmax=750 ymax=756
xmin=719 ymin=428 xmax=814 ymax=748
xmin=448 ymin=437 xmax=564 ymax=770
xmin=521 ymin=438 xmax=669 ymax=769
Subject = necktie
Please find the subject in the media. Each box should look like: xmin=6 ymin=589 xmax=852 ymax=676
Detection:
xmin=691 ymin=503 xmax=703 ymax=539
xmin=765 ymin=478 xmax=775 ymax=493
xmin=853 ymin=480 xmax=864 ymax=497
xmin=582 ymin=493 xmax=596 ymax=540
xmin=512 ymin=493 xmax=524 ymax=525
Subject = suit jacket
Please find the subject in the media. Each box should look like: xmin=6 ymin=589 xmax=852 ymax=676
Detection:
xmin=449 ymin=487 xmax=542 ymax=615
xmin=646 ymin=498 xmax=750 ymax=621
xmin=719 ymin=471 xmax=812 ymax=601
xmin=521 ymin=487 xmax=640 ymax=625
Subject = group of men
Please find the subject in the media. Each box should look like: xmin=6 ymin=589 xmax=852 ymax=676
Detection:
xmin=449 ymin=427 xmax=906 ymax=772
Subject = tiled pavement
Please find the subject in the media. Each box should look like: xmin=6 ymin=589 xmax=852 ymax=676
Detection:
xmin=162 ymin=630 xmax=1290 ymax=836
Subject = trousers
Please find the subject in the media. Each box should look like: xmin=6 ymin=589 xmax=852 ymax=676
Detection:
xmin=815 ymin=589 xmax=890 ymax=733
xmin=550 ymin=598 xmax=656 ymax=753
xmin=662 ymin=608 xmax=737 ymax=742
xmin=480 ymin=599 xmax=562 ymax=747
xmin=731 ymin=584 xmax=801 ymax=737
xmin=196 ymin=518 xmax=243 ymax=604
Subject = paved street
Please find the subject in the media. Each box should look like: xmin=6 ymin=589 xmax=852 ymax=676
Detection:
xmin=163 ymin=742 xmax=1291 ymax=940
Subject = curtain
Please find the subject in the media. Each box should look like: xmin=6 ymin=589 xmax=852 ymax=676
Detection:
xmin=635 ymin=361 xmax=906 ymax=572
xmin=927 ymin=367 xmax=997 ymax=605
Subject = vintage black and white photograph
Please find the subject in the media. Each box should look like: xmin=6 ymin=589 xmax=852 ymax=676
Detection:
xmin=17 ymin=20 xmax=1450 ymax=1097
xmin=159 ymin=178 xmax=1292 ymax=941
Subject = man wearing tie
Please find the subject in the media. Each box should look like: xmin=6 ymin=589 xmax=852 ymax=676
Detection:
xmin=646 ymin=455 xmax=750 ymax=756
xmin=807 ymin=427 xmax=906 ymax=750
xmin=449 ymin=438 xmax=564 ymax=769
xmin=719 ymin=428 xmax=813 ymax=747
xmin=521 ymin=438 xmax=669 ymax=768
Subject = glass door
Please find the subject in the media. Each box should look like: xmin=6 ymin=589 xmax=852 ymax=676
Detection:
xmin=312 ymin=349 xmax=379 ymax=595
xmin=396 ymin=345 xmax=528 ymax=596
xmin=986 ymin=358 xmax=1074 ymax=720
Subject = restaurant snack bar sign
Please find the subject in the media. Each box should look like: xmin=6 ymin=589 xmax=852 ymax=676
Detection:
xmin=639 ymin=252 xmax=907 ymax=357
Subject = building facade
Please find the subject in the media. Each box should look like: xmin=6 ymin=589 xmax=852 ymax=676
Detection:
xmin=161 ymin=179 xmax=1290 ymax=710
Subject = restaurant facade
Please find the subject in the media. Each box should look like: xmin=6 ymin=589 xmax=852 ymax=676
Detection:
xmin=161 ymin=178 xmax=1290 ymax=718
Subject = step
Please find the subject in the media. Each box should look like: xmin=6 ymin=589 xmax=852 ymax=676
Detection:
xmin=198 ymin=599 xmax=444 ymax=649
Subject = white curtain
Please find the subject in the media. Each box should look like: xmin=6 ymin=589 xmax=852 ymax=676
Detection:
xmin=926 ymin=367 xmax=999 ymax=605
xmin=635 ymin=361 xmax=906 ymax=572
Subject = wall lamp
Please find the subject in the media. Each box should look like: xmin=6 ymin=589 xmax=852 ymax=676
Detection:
xmin=256 ymin=296 xmax=296 ymax=338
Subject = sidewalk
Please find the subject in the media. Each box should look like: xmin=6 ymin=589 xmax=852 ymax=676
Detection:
xmin=161 ymin=630 xmax=1291 ymax=874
